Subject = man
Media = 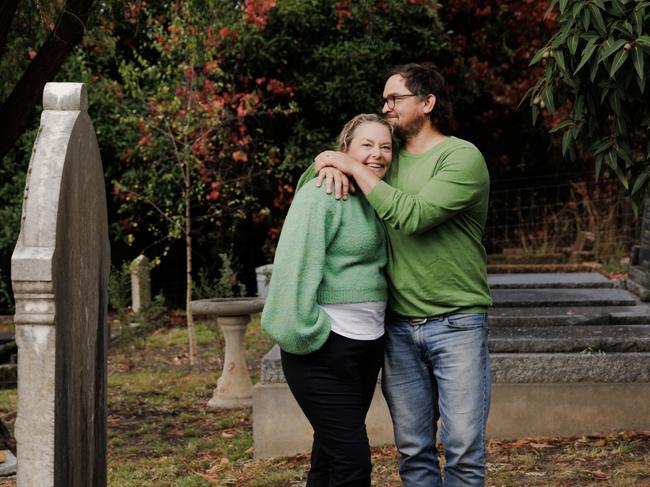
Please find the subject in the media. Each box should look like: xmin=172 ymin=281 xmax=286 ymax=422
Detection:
xmin=311 ymin=62 xmax=492 ymax=486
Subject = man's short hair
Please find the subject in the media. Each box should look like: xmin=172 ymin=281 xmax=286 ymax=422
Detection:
xmin=387 ymin=62 xmax=456 ymax=133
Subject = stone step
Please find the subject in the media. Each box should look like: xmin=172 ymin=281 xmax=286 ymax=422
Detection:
xmin=261 ymin=345 xmax=650 ymax=384
xmin=491 ymin=288 xmax=637 ymax=308
xmin=489 ymin=305 xmax=650 ymax=327
xmin=488 ymin=272 xmax=614 ymax=289
xmin=491 ymin=352 xmax=650 ymax=383
xmin=489 ymin=325 xmax=650 ymax=353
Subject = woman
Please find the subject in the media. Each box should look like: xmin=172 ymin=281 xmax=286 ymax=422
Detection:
xmin=261 ymin=113 xmax=393 ymax=487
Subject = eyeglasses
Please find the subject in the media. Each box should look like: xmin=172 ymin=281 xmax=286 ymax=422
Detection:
xmin=382 ymin=93 xmax=422 ymax=110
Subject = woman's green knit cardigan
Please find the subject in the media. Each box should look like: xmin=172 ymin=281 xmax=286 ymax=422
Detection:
xmin=261 ymin=178 xmax=388 ymax=354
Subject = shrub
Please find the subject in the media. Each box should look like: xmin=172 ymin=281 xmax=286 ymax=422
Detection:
xmin=526 ymin=0 xmax=650 ymax=209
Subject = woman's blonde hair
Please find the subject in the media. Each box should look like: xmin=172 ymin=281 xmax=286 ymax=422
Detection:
xmin=336 ymin=113 xmax=393 ymax=152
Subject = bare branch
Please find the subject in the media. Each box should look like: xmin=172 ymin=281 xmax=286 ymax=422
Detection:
xmin=0 ymin=0 xmax=95 ymax=159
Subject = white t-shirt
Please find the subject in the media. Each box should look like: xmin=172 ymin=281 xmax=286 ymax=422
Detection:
xmin=319 ymin=301 xmax=386 ymax=341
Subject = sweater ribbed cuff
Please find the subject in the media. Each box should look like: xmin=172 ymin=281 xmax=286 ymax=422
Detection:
xmin=317 ymin=287 xmax=388 ymax=305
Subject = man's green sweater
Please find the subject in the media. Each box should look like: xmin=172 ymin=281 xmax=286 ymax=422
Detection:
xmin=298 ymin=136 xmax=492 ymax=317
xmin=261 ymin=180 xmax=388 ymax=354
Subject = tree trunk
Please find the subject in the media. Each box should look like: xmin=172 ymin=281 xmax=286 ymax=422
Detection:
xmin=185 ymin=165 xmax=197 ymax=366
xmin=0 ymin=0 xmax=20 ymax=59
xmin=0 ymin=0 xmax=95 ymax=159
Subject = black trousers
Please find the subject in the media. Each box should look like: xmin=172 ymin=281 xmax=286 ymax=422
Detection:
xmin=281 ymin=332 xmax=384 ymax=487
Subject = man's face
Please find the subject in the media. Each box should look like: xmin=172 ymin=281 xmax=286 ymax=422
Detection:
xmin=382 ymin=74 xmax=428 ymax=142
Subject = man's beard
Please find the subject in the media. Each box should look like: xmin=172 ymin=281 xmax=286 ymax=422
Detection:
xmin=393 ymin=113 xmax=426 ymax=143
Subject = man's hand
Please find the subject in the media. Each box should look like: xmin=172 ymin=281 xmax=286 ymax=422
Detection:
xmin=315 ymin=150 xmax=358 ymax=175
xmin=316 ymin=167 xmax=353 ymax=200
xmin=314 ymin=151 xmax=358 ymax=200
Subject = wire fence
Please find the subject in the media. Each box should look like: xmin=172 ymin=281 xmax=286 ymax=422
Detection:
xmin=485 ymin=177 xmax=640 ymax=265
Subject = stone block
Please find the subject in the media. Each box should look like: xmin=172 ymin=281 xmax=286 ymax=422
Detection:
xmin=488 ymin=383 xmax=650 ymax=439
xmin=252 ymin=381 xmax=650 ymax=458
xmin=492 ymin=288 xmax=637 ymax=307
xmin=260 ymin=344 xmax=285 ymax=383
xmin=253 ymin=383 xmax=393 ymax=459
xmin=488 ymin=306 xmax=608 ymax=327
xmin=488 ymin=272 xmax=612 ymax=289
xmin=489 ymin=304 xmax=650 ymax=328
xmin=489 ymin=325 xmax=650 ymax=353
xmin=491 ymin=352 xmax=650 ymax=383
xmin=626 ymin=268 xmax=650 ymax=301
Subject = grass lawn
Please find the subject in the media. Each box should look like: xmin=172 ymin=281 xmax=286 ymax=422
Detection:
xmin=0 ymin=315 xmax=649 ymax=486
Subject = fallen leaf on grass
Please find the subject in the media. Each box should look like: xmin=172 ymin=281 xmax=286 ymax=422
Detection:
xmin=507 ymin=439 xmax=531 ymax=448
xmin=205 ymin=459 xmax=229 ymax=476
xmin=590 ymin=470 xmax=610 ymax=480
xmin=529 ymin=442 xmax=554 ymax=449
xmin=221 ymin=431 xmax=234 ymax=438
xmin=525 ymin=471 xmax=546 ymax=477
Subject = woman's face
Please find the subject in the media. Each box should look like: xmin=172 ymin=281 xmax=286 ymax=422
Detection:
xmin=346 ymin=122 xmax=393 ymax=179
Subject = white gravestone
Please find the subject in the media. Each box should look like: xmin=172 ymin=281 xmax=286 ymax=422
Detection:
xmin=255 ymin=264 xmax=273 ymax=299
xmin=11 ymin=83 xmax=110 ymax=487
xmin=130 ymin=254 xmax=151 ymax=312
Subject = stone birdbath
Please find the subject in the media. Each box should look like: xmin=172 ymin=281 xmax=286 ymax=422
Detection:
xmin=190 ymin=297 xmax=264 ymax=408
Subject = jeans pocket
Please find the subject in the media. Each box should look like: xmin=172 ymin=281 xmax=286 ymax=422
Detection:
xmin=445 ymin=313 xmax=486 ymax=329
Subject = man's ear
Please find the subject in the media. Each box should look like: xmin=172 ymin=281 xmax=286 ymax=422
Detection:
xmin=423 ymin=94 xmax=436 ymax=115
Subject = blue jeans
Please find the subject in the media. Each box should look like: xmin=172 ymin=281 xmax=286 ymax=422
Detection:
xmin=382 ymin=313 xmax=491 ymax=487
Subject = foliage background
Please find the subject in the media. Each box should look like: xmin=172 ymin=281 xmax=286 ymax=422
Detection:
xmin=1 ymin=0 xmax=567 ymax=311
xmin=526 ymin=0 xmax=650 ymax=210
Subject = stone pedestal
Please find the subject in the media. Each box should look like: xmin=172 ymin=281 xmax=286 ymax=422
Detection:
xmin=190 ymin=298 xmax=264 ymax=409
xmin=210 ymin=315 xmax=254 ymax=408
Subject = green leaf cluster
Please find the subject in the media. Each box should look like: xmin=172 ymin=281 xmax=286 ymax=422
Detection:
xmin=527 ymin=0 xmax=650 ymax=210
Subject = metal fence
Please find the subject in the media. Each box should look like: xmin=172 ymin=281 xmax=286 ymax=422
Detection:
xmin=485 ymin=177 xmax=640 ymax=263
